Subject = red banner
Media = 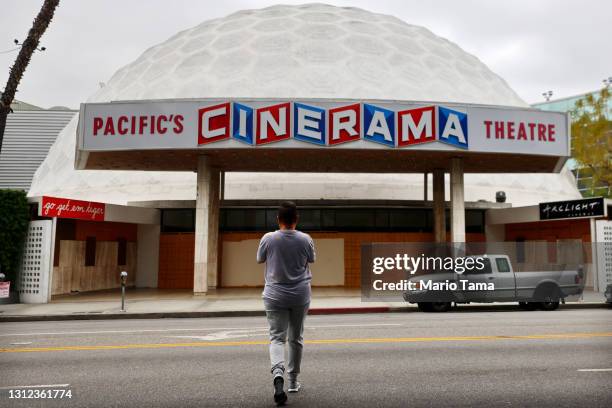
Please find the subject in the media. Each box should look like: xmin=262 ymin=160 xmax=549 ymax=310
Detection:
xmin=0 ymin=282 xmax=9 ymax=298
xmin=41 ymin=196 xmax=105 ymax=222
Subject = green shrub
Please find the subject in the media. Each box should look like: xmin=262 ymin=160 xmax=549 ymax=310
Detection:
xmin=0 ymin=190 xmax=30 ymax=286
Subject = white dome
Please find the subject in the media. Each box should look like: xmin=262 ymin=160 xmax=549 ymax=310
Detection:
xmin=89 ymin=3 xmax=527 ymax=106
xmin=28 ymin=3 xmax=579 ymax=206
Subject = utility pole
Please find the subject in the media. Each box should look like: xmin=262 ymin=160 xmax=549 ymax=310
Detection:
xmin=0 ymin=0 xmax=60 ymax=154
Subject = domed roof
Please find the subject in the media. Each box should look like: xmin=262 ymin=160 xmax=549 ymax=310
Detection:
xmin=29 ymin=3 xmax=579 ymax=206
xmin=90 ymin=3 xmax=526 ymax=106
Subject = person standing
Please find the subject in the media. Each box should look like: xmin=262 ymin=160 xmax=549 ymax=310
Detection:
xmin=257 ymin=201 xmax=316 ymax=406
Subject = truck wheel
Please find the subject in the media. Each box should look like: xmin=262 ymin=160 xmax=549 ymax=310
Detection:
xmin=417 ymin=303 xmax=432 ymax=312
xmin=534 ymin=283 xmax=561 ymax=307
xmin=430 ymin=302 xmax=452 ymax=313
xmin=539 ymin=301 xmax=560 ymax=311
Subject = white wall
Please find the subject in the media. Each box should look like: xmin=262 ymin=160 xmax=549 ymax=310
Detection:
xmin=105 ymin=204 xmax=160 ymax=224
xmin=595 ymin=220 xmax=612 ymax=292
xmin=223 ymin=169 xmax=580 ymax=207
xmin=136 ymin=224 xmax=160 ymax=288
xmin=221 ymin=238 xmax=345 ymax=287
xmin=310 ymin=239 xmax=345 ymax=285
xmin=486 ymin=205 xmax=540 ymax=225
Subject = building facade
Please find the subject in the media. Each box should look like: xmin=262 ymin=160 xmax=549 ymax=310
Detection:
xmin=0 ymin=101 xmax=76 ymax=190
xmin=16 ymin=4 xmax=611 ymax=303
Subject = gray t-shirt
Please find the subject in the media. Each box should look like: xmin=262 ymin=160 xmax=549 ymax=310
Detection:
xmin=257 ymin=229 xmax=315 ymax=308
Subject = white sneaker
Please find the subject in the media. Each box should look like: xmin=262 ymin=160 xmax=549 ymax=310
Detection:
xmin=288 ymin=381 xmax=301 ymax=393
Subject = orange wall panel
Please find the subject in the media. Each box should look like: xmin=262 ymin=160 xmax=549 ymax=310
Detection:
xmin=158 ymin=233 xmax=195 ymax=289
xmin=505 ymin=219 xmax=591 ymax=243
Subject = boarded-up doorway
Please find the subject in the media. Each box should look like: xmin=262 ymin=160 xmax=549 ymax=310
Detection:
xmin=158 ymin=233 xmax=195 ymax=289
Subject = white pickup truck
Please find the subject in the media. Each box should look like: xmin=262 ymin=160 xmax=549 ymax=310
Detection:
xmin=403 ymin=254 xmax=585 ymax=312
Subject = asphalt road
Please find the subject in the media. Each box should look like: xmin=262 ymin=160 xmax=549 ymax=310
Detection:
xmin=1 ymin=308 xmax=611 ymax=408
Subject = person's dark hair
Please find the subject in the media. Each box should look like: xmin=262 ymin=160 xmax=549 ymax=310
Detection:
xmin=278 ymin=201 xmax=298 ymax=226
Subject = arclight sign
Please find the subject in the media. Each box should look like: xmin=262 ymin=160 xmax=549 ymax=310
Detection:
xmin=78 ymin=99 xmax=569 ymax=157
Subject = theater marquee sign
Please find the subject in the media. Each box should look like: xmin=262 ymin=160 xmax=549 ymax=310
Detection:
xmin=539 ymin=197 xmax=606 ymax=220
xmin=78 ymin=99 xmax=569 ymax=157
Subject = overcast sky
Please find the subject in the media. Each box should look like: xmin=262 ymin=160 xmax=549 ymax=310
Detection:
xmin=1 ymin=0 xmax=610 ymax=109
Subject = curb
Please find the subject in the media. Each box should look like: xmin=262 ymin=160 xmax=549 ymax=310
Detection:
xmin=0 ymin=303 xmax=608 ymax=323
xmin=0 ymin=307 xmax=402 ymax=322
xmin=0 ymin=310 xmax=266 ymax=322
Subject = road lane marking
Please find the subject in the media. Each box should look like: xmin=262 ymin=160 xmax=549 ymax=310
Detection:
xmin=0 ymin=332 xmax=610 ymax=353
xmin=0 ymin=384 xmax=69 ymax=389
xmin=0 ymin=323 xmax=401 ymax=337
xmin=167 ymin=328 xmax=269 ymax=341
xmin=577 ymin=368 xmax=612 ymax=372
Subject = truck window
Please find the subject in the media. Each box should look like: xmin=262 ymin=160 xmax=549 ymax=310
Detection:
xmin=495 ymin=257 xmax=511 ymax=273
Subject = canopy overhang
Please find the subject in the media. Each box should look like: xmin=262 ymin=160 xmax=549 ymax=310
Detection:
xmin=75 ymin=98 xmax=570 ymax=173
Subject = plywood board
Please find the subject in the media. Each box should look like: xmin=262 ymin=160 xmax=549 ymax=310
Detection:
xmin=221 ymin=238 xmax=344 ymax=287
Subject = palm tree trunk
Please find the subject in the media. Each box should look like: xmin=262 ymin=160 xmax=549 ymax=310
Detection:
xmin=0 ymin=0 xmax=60 ymax=154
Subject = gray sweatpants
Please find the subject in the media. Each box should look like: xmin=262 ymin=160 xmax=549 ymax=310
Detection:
xmin=265 ymin=302 xmax=310 ymax=380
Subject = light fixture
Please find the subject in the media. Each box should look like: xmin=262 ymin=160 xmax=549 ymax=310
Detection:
xmin=12 ymin=39 xmax=46 ymax=51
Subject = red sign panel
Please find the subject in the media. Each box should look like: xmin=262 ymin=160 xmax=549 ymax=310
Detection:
xmin=328 ymin=103 xmax=361 ymax=145
xmin=197 ymin=102 xmax=230 ymax=145
xmin=397 ymin=106 xmax=436 ymax=147
xmin=256 ymin=102 xmax=291 ymax=145
xmin=41 ymin=196 xmax=105 ymax=222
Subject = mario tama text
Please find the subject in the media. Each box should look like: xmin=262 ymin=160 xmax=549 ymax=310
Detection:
xmin=373 ymin=278 xmax=493 ymax=292
xmin=370 ymin=254 xmax=495 ymax=292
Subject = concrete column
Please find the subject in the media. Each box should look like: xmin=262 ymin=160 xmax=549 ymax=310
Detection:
xmin=219 ymin=171 xmax=225 ymax=201
xmin=208 ymin=167 xmax=220 ymax=290
xmin=433 ymin=169 xmax=446 ymax=243
xmin=590 ymin=218 xmax=599 ymax=292
xmin=450 ymin=157 xmax=465 ymax=243
xmin=193 ymin=156 xmax=220 ymax=294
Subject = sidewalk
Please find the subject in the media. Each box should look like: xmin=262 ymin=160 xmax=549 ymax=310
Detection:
xmin=0 ymin=288 xmax=607 ymax=322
